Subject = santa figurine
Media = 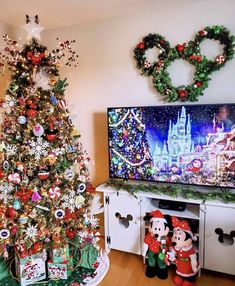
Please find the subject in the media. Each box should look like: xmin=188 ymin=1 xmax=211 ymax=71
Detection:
xmin=169 ymin=216 xmax=200 ymax=286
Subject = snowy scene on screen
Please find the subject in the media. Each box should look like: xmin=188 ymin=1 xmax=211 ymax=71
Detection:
xmin=108 ymin=105 xmax=235 ymax=188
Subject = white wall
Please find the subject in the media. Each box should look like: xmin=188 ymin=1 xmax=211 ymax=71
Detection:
xmin=43 ymin=0 xmax=235 ymax=185
xmin=0 ymin=20 xmax=21 ymax=99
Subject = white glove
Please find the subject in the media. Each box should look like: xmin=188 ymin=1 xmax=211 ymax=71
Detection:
xmin=167 ymin=247 xmax=176 ymax=262
xmin=142 ymin=243 xmax=148 ymax=257
xmin=190 ymin=254 xmax=199 ymax=273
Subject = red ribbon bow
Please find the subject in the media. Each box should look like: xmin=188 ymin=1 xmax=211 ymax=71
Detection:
xmin=172 ymin=216 xmax=191 ymax=232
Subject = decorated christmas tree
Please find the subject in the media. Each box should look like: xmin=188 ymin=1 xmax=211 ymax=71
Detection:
xmin=108 ymin=107 xmax=154 ymax=180
xmin=0 ymin=16 xmax=102 ymax=285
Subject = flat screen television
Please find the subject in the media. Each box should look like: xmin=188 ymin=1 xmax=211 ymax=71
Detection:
xmin=108 ymin=104 xmax=235 ymax=188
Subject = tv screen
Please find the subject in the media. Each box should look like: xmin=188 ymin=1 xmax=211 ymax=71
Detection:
xmin=108 ymin=104 xmax=235 ymax=188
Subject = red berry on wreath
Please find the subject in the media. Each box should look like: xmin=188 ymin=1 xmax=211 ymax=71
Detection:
xmin=194 ymin=81 xmax=202 ymax=88
xmin=177 ymin=43 xmax=186 ymax=52
xmin=196 ymin=55 xmax=202 ymax=62
xmin=137 ymin=42 xmax=145 ymax=49
xmin=215 ymin=55 xmax=225 ymax=64
xmin=178 ymin=90 xmax=187 ymax=100
xmin=159 ymin=40 xmax=165 ymax=45
xmin=198 ymin=30 xmax=207 ymax=37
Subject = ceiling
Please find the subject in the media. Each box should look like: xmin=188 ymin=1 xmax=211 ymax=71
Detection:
xmin=0 ymin=0 xmax=207 ymax=30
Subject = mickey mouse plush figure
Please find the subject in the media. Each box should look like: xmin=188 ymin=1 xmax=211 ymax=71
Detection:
xmin=169 ymin=216 xmax=199 ymax=286
xmin=143 ymin=210 xmax=171 ymax=280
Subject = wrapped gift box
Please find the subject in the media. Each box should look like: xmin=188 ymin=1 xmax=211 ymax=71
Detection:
xmin=51 ymin=245 xmax=70 ymax=264
xmin=15 ymin=251 xmax=46 ymax=286
xmin=48 ymin=257 xmax=73 ymax=280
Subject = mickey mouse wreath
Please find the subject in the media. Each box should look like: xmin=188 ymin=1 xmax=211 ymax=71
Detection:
xmin=134 ymin=25 xmax=235 ymax=102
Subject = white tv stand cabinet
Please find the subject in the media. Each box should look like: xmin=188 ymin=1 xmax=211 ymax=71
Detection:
xmin=97 ymin=183 xmax=235 ymax=276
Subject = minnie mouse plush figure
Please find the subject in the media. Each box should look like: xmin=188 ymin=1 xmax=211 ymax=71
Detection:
xmin=143 ymin=210 xmax=171 ymax=280
xmin=169 ymin=216 xmax=199 ymax=286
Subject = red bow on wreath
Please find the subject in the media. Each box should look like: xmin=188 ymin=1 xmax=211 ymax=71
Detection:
xmin=27 ymin=51 xmax=45 ymax=65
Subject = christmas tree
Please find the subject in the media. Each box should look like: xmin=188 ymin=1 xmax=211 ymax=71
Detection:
xmin=108 ymin=107 xmax=154 ymax=180
xmin=0 ymin=16 xmax=101 ymax=284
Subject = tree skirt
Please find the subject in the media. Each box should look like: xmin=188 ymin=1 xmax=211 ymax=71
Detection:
xmin=81 ymin=250 xmax=109 ymax=285
xmin=0 ymin=251 xmax=109 ymax=286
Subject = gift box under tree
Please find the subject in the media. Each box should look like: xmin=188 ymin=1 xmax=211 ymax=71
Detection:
xmin=50 ymin=244 xmax=70 ymax=264
xmin=15 ymin=251 xmax=46 ymax=286
xmin=48 ymin=256 xmax=74 ymax=280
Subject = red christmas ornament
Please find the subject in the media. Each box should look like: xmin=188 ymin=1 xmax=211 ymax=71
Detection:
xmin=18 ymin=97 xmax=26 ymax=107
xmin=177 ymin=43 xmax=186 ymax=52
xmin=11 ymin=225 xmax=18 ymax=235
xmin=5 ymin=207 xmax=16 ymax=219
xmin=64 ymin=210 xmax=76 ymax=221
xmin=58 ymin=99 xmax=68 ymax=109
xmin=27 ymin=100 xmax=37 ymax=109
xmin=178 ymin=90 xmax=187 ymax=100
xmin=15 ymin=189 xmax=33 ymax=202
xmin=137 ymin=42 xmax=145 ymax=49
xmin=46 ymin=134 xmax=57 ymax=141
xmin=86 ymin=184 xmax=95 ymax=193
xmin=27 ymin=51 xmax=45 ymax=65
xmin=38 ymin=171 xmax=49 ymax=180
xmin=66 ymin=228 xmax=77 ymax=239
xmin=27 ymin=109 xmax=37 ymax=118
xmin=46 ymin=123 xmax=58 ymax=142
xmin=159 ymin=40 xmax=165 ymax=45
xmin=0 ymin=170 xmax=5 ymax=179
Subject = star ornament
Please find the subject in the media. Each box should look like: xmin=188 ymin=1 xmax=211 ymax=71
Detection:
xmin=22 ymin=22 xmax=44 ymax=41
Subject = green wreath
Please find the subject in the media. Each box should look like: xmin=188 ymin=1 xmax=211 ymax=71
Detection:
xmin=134 ymin=25 xmax=235 ymax=102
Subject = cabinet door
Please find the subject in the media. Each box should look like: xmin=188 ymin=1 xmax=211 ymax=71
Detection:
xmin=204 ymin=205 xmax=235 ymax=275
xmin=106 ymin=192 xmax=141 ymax=255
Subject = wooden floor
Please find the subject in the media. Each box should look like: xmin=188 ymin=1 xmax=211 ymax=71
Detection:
xmin=99 ymin=249 xmax=235 ymax=286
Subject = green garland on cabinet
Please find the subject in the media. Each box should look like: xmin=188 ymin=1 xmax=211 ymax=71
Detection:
xmin=106 ymin=179 xmax=235 ymax=203
xmin=134 ymin=25 xmax=235 ymax=102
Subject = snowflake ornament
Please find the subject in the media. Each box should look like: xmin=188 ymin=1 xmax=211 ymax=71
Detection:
xmin=0 ymin=183 xmax=14 ymax=204
xmin=5 ymin=144 xmax=18 ymax=156
xmin=28 ymin=137 xmax=49 ymax=160
xmin=2 ymin=95 xmax=16 ymax=114
xmin=83 ymin=214 xmax=99 ymax=228
xmin=25 ymin=225 xmax=38 ymax=239
xmin=61 ymin=190 xmax=85 ymax=212
xmin=53 ymin=147 xmax=65 ymax=156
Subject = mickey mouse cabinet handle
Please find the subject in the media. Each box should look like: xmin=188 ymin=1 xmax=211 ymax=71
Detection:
xmin=215 ymin=228 xmax=235 ymax=245
xmin=115 ymin=212 xmax=133 ymax=229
